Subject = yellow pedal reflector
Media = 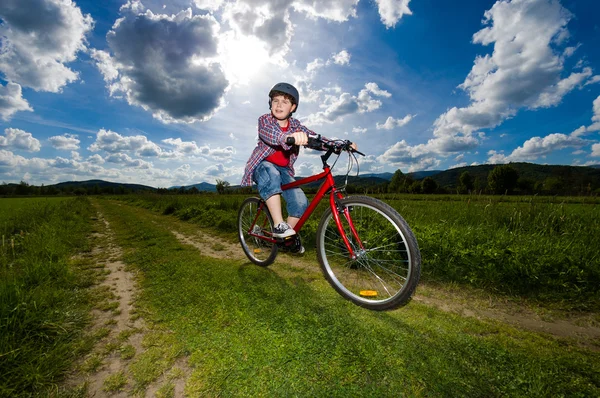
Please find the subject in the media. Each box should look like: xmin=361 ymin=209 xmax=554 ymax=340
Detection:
xmin=253 ymin=249 xmax=262 ymax=254
xmin=359 ymin=290 xmax=378 ymax=297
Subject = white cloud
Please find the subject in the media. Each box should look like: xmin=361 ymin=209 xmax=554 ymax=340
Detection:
xmin=105 ymin=153 xmax=153 ymax=169
xmin=89 ymin=49 xmax=119 ymax=83
xmin=488 ymin=133 xmax=588 ymax=163
xmin=93 ymin=1 xmax=228 ymax=123
xmin=0 ymin=82 xmax=33 ymax=121
xmin=49 ymin=133 xmax=80 ymax=150
xmin=292 ymin=0 xmax=360 ymax=22
xmin=591 ymin=143 xmax=600 ymax=158
xmin=374 ymin=0 xmax=412 ymax=28
xmin=87 ymin=154 xmax=105 ymax=165
xmin=377 ymin=140 xmax=441 ymax=172
xmin=0 ymin=0 xmax=94 ymax=92
xmin=431 ymin=0 xmax=596 ymax=155
xmin=329 ymin=50 xmax=351 ymax=66
xmin=193 ymin=0 xmax=224 ymax=11
xmin=303 ymin=83 xmax=390 ymax=125
xmin=88 ymin=129 xmax=162 ymax=157
xmin=570 ymin=95 xmax=600 ymax=137
xmin=376 ymin=114 xmax=414 ymax=130
xmin=306 ymin=58 xmax=325 ymax=73
xmin=162 ymin=137 xmax=235 ymax=160
xmin=0 ymin=128 xmax=41 ymax=152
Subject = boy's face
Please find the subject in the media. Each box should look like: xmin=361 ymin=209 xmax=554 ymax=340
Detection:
xmin=271 ymin=95 xmax=296 ymax=120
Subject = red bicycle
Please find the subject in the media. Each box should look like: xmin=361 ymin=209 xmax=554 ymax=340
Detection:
xmin=237 ymin=136 xmax=421 ymax=310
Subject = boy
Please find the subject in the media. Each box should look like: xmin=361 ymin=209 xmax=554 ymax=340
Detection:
xmin=240 ymin=83 xmax=322 ymax=241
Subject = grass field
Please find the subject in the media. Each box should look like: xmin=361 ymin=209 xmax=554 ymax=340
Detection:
xmin=91 ymin=198 xmax=600 ymax=396
xmin=2 ymin=194 xmax=599 ymax=396
xmin=112 ymin=193 xmax=600 ymax=310
xmin=0 ymin=197 xmax=96 ymax=396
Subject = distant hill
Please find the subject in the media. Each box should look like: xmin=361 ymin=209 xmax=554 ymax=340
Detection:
xmin=49 ymin=179 xmax=156 ymax=192
xmin=361 ymin=172 xmax=394 ymax=180
xmin=430 ymin=163 xmax=600 ymax=190
xmin=170 ymin=182 xmax=217 ymax=192
xmin=407 ymin=170 xmax=442 ymax=180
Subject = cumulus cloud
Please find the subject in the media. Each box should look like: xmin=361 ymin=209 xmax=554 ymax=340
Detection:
xmin=0 ymin=82 xmax=33 ymax=121
xmin=49 ymin=133 xmax=80 ymax=150
xmin=487 ymin=133 xmax=588 ymax=163
xmin=92 ymin=1 xmax=228 ymax=123
xmin=304 ymin=83 xmax=391 ymax=125
xmin=376 ymin=114 xmax=414 ymax=130
xmin=162 ymin=137 xmax=235 ymax=160
xmin=292 ymin=0 xmax=360 ymax=22
xmin=193 ymin=0 xmax=224 ymax=11
xmin=87 ymin=154 xmax=105 ymax=165
xmin=377 ymin=140 xmax=441 ymax=172
xmin=592 ymin=143 xmax=600 ymax=158
xmin=222 ymin=1 xmax=293 ymax=57
xmin=306 ymin=50 xmax=351 ymax=75
xmin=0 ymin=0 xmax=94 ymax=92
xmin=571 ymin=95 xmax=600 ymax=137
xmin=431 ymin=0 xmax=596 ymax=154
xmin=329 ymin=50 xmax=351 ymax=66
xmin=374 ymin=0 xmax=412 ymax=28
xmin=0 ymin=128 xmax=41 ymax=152
xmin=105 ymin=153 xmax=153 ymax=169
xmin=88 ymin=129 xmax=162 ymax=156
xmin=306 ymin=58 xmax=325 ymax=74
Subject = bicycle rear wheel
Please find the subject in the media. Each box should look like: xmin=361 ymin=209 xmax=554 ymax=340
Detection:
xmin=316 ymin=196 xmax=421 ymax=310
xmin=238 ymin=197 xmax=278 ymax=266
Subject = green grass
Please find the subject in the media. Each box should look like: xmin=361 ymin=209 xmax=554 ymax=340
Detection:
xmin=96 ymin=198 xmax=600 ymax=397
xmin=109 ymin=193 xmax=600 ymax=310
xmin=0 ymin=197 xmax=97 ymax=397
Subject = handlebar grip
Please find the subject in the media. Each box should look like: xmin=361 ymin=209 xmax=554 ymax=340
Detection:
xmin=286 ymin=136 xmax=295 ymax=145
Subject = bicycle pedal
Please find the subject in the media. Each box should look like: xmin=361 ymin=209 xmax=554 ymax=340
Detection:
xmin=275 ymin=235 xmax=296 ymax=244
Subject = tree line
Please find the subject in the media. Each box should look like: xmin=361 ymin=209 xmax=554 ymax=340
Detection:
xmin=3 ymin=164 xmax=599 ymax=197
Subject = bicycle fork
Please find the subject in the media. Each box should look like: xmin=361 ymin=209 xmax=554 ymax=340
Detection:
xmin=330 ymin=193 xmax=366 ymax=260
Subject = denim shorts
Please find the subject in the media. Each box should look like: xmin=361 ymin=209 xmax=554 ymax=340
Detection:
xmin=252 ymin=161 xmax=308 ymax=218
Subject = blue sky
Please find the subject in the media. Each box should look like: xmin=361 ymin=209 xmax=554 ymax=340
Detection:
xmin=1 ymin=0 xmax=599 ymax=188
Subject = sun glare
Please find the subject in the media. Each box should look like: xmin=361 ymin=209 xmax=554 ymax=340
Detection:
xmin=219 ymin=32 xmax=270 ymax=85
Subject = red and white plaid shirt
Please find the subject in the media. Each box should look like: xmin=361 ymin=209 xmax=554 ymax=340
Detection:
xmin=241 ymin=113 xmax=320 ymax=186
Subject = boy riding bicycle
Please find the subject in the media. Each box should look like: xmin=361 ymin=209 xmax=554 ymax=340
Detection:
xmin=241 ymin=82 xmax=357 ymax=244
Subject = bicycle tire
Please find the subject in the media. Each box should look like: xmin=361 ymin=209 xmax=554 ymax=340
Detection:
xmin=316 ymin=196 xmax=421 ymax=310
xmin=238 ymin=197 xmax=278 ymax=266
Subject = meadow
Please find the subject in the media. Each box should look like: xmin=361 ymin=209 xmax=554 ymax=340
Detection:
xmin=114 ymin=192 xmax=600 ymax=310
xmin=0 ymin=197 xmax=96 ymax=396
xmin=1 ymin=193 xmax=599 ymax=396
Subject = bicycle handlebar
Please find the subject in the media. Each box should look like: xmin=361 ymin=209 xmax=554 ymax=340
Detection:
xmin=285 ymin=135 xmax=365 ymax=156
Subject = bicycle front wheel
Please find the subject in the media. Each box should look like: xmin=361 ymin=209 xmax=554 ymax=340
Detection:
xmin=238 ymin=197 xmax=278 ymax=266
xmin=316 ymin=196 xmax=421 ymax=310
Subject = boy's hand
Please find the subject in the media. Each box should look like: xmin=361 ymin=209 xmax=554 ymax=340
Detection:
xmin=288 ymin=131 xmax=308 ymax=146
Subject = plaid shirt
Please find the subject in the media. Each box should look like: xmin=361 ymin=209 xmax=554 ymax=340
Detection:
xmin=241 ymin=113 xmax=319 ymax=186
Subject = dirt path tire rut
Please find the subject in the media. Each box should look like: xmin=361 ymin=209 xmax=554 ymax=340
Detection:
xmin=65 ymin=201 xmax=600 ymax=396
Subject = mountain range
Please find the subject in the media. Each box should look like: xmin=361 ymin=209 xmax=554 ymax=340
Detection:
xmin=8 ymin=163 xmax=598 ymax=193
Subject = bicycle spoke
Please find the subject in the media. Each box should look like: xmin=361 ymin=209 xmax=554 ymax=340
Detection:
xmin=317 ymin=197 xmax=421 ymax=310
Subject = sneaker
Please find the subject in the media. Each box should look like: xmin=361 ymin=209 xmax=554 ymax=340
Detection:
xmin=273 ymin=222 xmax=296 ymax=238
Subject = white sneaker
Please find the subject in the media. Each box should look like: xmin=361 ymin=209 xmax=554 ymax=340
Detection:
xmin=273 ymin=222 xmax=296 ymax=238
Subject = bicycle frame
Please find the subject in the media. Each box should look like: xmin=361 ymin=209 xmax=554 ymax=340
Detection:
xmin=248 ymin=160 xmax=365 ymax=258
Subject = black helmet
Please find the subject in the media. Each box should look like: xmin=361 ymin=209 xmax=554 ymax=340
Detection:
xmin=269 ymin=82 xmax=299 ymax=113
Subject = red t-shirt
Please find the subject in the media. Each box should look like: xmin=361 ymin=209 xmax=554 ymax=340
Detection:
xmin=265 ymin=121 xmax=292 ymax=167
